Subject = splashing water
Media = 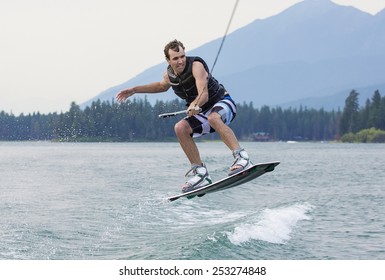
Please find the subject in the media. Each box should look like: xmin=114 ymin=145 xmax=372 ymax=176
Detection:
xmin=227 ymin=203 xmax=314 ymax=245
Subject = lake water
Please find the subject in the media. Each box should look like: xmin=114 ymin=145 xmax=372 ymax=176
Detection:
xmin=0 ymin=141 xmax=384 ymax=260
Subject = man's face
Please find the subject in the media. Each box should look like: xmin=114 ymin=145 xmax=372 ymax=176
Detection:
xmin=167 ymin=47 xmax=186 ymax=75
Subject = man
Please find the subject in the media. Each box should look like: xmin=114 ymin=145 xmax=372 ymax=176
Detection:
xmin=116 ymin=39 xmax=251 ymax=193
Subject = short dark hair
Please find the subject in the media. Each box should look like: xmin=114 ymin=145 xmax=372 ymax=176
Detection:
xmin=164 ymin=39 xmax=185 ymax=59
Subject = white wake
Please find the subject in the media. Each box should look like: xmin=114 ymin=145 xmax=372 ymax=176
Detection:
xmin=227 ymin=203 xmax=314 ymax=245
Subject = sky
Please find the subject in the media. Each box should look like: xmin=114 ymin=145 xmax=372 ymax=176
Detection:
xmin=1 ymin=0 xmax=385 ymax=115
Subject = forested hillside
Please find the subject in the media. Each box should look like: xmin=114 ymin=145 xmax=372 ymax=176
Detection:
xmin=1 ymin=90 xmax=385 ymax=142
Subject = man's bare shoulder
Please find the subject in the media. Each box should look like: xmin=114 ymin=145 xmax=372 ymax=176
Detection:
xmin=192 ymin=61 xmax=208 ymax=79
xmin=161 ymin=72 xmax=172 ymax=89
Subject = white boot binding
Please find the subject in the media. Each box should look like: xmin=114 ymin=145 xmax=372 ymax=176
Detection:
xmin=182 ymin=163 xmax=212 ymax=193
xmin=228 ymin=148 xmax=252 ymax=176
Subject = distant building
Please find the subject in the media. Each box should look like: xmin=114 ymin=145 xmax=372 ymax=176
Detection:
xmin=250 ymin=132 xmax=270 ymax=142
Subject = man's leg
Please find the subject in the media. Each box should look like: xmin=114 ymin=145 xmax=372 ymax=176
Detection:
xmin=174 ymin=119 xmax=202 ymax=165
xmin=175 ymin=119 xmax=212 ymax=192
xmin=208 ymin=112 xmax=240 ymax=151
xmin=208 ymin=112 xmax=250 ymax=174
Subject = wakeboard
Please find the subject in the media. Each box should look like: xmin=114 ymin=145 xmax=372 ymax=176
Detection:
xmin=167 ymin=161 xmax=280 ymax=201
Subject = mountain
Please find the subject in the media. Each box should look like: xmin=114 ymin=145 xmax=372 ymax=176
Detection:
xmin=280 ymin=82 xmax=385 ymax=111
xmin=83 ymin=0 xmax=385 ymax=110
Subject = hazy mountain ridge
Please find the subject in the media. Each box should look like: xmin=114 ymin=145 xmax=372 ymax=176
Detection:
xmin=83 ymin=0 xmax=385 ymax=110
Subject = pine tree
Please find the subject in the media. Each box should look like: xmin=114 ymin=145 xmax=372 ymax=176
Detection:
xmin=340 ymin=90 xmax=359 ymax=134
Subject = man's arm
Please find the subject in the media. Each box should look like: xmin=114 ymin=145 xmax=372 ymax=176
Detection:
xmin=116 ymin=74 xmax=171 ymax=103
xmin=187 ymin=61 xmax=209 ymax=116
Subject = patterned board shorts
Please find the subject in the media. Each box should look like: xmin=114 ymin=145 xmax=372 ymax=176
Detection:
xmin=185 ymin=94 xmax=237 ymax=138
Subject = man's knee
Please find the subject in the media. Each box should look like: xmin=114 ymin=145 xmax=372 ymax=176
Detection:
xmin=208 ymin=112 xmax=223 ymax=127
xmin=174 ymin=120 xmax=192 ymax=136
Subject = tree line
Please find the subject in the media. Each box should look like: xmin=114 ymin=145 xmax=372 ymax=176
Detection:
xmin=339 ymin=90 xmax=385 ymax=142
xmin=1 ymin=90 xmax=385 ymax=142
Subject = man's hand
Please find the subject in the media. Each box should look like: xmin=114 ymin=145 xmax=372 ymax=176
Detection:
xmin=187 ymin=103 xmax=201 ymax=117
xmin=116 ymin=88 xmax=135 ymax=103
